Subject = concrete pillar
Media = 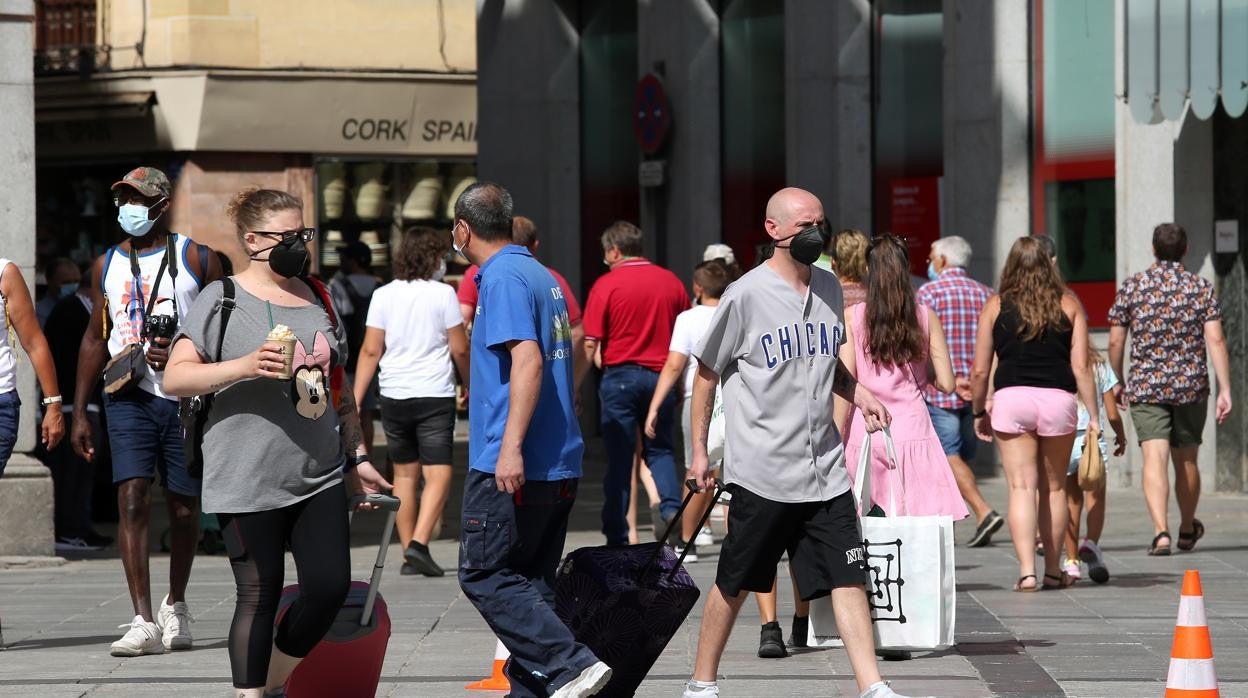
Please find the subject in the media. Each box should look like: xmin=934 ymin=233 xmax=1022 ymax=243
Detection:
xmin=476 ymin=0 xmax=582 ymax=293
xmin=942 ymin=0 xmax=1031 ymax=284
xmin=785 ymin=0 xmax=872 ymax=230
xmin=637 ymin=0 xmax=720 ymax=275
xmin=0 ymin=0 xmax=55 ymax=558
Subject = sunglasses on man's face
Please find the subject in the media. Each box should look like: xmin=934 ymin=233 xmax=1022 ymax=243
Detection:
xmin=254 ymin=228 xmax=316 ymax=243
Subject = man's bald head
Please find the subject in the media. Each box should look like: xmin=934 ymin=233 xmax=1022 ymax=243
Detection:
xmin=764 ymin=187 xmax=825 ymax=242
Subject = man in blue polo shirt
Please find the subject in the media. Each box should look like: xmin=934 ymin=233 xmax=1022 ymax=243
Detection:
xmin=452 ymin=182 xmax=612 ymax=698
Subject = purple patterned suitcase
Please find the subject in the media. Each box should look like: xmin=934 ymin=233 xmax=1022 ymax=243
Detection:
xmin=554 ymin=482 xmax=723 ymax=697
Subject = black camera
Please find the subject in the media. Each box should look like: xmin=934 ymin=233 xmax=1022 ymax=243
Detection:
xmin=144 ymin=314 xmax=177 ymax=340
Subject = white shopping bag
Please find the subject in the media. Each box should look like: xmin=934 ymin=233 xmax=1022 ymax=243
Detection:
xmin=706 ymin=389 xmax=726 ymax=463
xmin=808 ymin=429 xmax=957 ymax=651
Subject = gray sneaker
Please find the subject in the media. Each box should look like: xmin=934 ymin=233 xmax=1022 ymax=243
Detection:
xmin=551 ymin=661 xmax=612 ymax=698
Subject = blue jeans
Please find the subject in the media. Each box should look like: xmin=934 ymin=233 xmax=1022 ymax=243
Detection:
xmin=599 ymin=364 xmax=682 ymax=545
xmin=458 ymin=469 xmax=598 ymax=697
xmin=927 ymin=403 xmax=978 ymax=462
xmin=0 ymin=390 xmax=20 ymax=477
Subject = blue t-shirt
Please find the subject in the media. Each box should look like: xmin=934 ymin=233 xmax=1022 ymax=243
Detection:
xmin=468 ymin=245 xmax=583 ymax=481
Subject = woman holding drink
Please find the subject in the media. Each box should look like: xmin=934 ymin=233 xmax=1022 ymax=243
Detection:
xmin=164 ymin=188 xmax=391 ymax=697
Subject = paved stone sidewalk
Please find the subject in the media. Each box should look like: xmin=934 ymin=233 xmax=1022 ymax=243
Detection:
xmin=3 ymin=476 xmax=1247 ymax=697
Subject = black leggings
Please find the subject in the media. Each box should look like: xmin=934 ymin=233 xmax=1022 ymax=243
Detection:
xmin=218 ymin=483 xmax=351 ymax=689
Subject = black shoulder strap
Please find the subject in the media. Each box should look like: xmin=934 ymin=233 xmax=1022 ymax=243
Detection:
xmin=215 ymin=278 xmax=236 ymax=362
xmin=139 ymin=252 xmax=169 ymax=337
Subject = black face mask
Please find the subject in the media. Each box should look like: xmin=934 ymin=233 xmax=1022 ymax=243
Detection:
xmin=252 ymin=236 xmax=310 ymax=279
xmin=776 ymin=224 xmax=830 ymax=266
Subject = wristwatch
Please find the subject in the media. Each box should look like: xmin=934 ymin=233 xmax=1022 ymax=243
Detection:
xmin=41 ymin=395 xmax=63 ymax=406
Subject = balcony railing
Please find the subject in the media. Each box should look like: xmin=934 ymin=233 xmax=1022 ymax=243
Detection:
xmin=34 ymin=0 xmax=105 ymax=75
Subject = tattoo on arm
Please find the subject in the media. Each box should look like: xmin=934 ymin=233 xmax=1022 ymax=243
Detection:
xmin=832 ymin=357 xmax=857 ymax=401
xmin=337 ymin=387 xmax=365 ymax=457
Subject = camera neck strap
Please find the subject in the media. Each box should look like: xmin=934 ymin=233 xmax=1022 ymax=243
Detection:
xmin=129 ymin=236 xmax=173 ymax=341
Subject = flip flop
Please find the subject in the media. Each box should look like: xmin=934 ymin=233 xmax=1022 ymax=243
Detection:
xmin=1148 ymin=531 xmax=1172 ymax=556
xmin=1177 ymin=519 xmax=1205 ymax=552
xmin=1013 ymin=574 xmax=1039 ymax=592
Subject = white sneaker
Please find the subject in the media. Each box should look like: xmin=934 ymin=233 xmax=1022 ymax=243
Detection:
xmin=551 ymin=660 xmax=612 ymax=697
xmin=860 ymin=681 xmax=933 ymax=698
xmin=695 ymin=526 xmax=714 ymax=546
xmin=110 ymin=615 xmax=163 ymax=657
xmin=683 ymin=680 xmax=720 ymax=697
xmin=156 ymin=595 xmax=193 ymax=651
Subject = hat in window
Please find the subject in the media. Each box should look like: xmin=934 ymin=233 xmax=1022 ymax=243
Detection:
xmin=110 ymin=166 xmax=171 ymax=199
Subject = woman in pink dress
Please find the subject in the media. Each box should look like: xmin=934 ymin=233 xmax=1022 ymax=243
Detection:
xmin=841 ymin=235 xmax=968 ymax=520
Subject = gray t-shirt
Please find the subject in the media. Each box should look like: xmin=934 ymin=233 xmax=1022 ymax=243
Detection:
xmin=694 ymin=263 xmax=848 ymax=503
xmin=179 ymin=279 xmax=347 ymax=514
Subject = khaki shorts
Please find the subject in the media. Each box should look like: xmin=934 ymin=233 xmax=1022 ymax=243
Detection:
xmin=1131 ymin=401 xmax=1207 ymax=448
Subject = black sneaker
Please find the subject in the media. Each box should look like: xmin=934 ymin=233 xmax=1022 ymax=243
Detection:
xmin=788 ymin=615 xmax=808 ymax=648
xmin=403 ymin=542 xmax=445 ymax=577
xmin=876 ymin=648 xmax=912 ymax=661
xmin=967 ymin=510 xmax=1004 ymax=548
xmin=757 ymin=621 xmax=788 ymax=658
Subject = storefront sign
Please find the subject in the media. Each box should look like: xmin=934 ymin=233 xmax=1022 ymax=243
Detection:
xmin=887 ymin=176 xmax=942 ymax=277
xmin=1215 ymin=219 xmax=1239 ymax=254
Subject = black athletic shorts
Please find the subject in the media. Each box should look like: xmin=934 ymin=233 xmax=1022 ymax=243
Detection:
xmin=378 ymin=396 xmax=455 ymax=464
xmin=715 ymin=484 xmax=867 ymax=601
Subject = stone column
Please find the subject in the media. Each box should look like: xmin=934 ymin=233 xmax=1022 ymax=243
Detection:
xmin=476 ymin=0 xmax=582 ymax=293
xmin=637 ymin=0 xmax=720 ymax=274
xmin=785 ymin=0 xmax=872 ymax=229
xmin=942 ymin=0 xmax=1031 ymax=283
xmin=0 ymin=0 xmax=55 ymax=558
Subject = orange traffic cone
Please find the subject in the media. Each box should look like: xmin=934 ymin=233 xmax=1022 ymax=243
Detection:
xmin=1165 ymin=570 xmax=1220 ymax=697
xmin=465 ymin=638 xmax=511 ymax=691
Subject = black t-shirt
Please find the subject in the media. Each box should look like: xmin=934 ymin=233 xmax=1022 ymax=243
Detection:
xmin=44 ymin=293 xmax=98 ymax=406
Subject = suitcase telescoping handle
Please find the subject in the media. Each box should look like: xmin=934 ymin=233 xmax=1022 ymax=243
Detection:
xmin=651 ymin=478 xmax=725 ymax=581
xmin=348 ymin=493 xmax=401 ymax=627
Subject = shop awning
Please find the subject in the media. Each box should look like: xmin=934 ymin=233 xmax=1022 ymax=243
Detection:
xmin=35 ymin=90 xmax=155 ymax=122
xmin=1126 ymin=0 xmax=1248 ymax=123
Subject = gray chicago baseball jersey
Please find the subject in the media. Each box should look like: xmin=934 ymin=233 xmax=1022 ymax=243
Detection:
xmin=694 ymin=262 xmax=847 ymax=503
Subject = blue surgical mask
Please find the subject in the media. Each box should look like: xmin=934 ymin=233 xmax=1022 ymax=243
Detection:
xmin=927 ymin=261 xmax=940 ymax=281
xmin=60 ymin=282 xmax=79 ymax=298
xmin=117 ymin=202 xmax=160 ymax=237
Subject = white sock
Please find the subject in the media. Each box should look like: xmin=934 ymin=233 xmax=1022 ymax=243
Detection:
xmin=687 ymin=679 xmax=718 ymax=691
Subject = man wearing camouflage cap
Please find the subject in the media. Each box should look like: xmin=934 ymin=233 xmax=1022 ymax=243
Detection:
xmin=72 ymin=166 xmax=223 ymax=657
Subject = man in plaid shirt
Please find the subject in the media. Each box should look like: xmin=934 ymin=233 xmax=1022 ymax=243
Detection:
xmin=917 ymin=236 xmax=1003 ymax=547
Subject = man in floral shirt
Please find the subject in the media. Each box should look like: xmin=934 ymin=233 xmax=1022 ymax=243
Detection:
xmin=1108 ymin=223 xmax=1233 ymax=557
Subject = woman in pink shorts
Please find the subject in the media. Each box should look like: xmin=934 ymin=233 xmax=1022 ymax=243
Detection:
xmin=970 ymin=237 xmax=1099 ymax=591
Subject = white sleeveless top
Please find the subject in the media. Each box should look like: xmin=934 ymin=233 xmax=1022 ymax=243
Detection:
xmin=102 ymin=235 xmax=204 ymax=400
xmin=0 ymin=259 xmax=18 ymax=394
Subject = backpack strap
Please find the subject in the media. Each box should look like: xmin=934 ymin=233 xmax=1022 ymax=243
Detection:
xmin=302 ymin=276 xmax=340 ymax=331
xmin=215 ymin=278 xmax=236 ymax=363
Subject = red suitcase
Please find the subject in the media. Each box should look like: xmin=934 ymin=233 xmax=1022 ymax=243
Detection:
xmin=277 ymin=493 xmax=400 ymax=698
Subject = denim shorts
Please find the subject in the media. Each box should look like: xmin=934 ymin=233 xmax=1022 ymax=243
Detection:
xmin=104 ymin=389 xmax=200 ymax=496
xmin=0 ymin=390 xmax=20 ymax=477
xmin=926 ymin=403 xmax=977 ymax=461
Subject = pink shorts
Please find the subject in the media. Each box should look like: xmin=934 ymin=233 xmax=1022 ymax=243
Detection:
xmin=990 ymin=386 xmax=1077 ymax=436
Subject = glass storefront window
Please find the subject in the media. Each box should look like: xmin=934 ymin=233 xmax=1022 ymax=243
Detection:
xmin=873 ymin=0 xmax=944 ymax=277
xmin=314 ymin=158 xmax=475 ymax=279
xmin=580 ymin=0 xmax=639 ymax=292
xmin=1031 ymin=0 xmax=1115 ymax=326
xmin=721 ymin=0 xmax=785 ymax=270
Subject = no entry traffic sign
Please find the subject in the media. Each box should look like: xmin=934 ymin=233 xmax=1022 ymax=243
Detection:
xmin=633 ymin=73 xmax=671 ymax=155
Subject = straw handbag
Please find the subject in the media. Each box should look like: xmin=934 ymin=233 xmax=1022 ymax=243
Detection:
xmin=1078 ymin=427 xmax=1105 ymax=492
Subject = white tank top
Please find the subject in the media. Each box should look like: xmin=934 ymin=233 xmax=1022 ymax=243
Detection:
xmin=0 ymin=259 xmax=18 ymax=394
xmin=101 ymin=235 xmax=204 ymax=400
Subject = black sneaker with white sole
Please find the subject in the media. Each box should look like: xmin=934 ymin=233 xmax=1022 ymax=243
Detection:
xmin=967 ymin=510 xmax=1004 ymax=547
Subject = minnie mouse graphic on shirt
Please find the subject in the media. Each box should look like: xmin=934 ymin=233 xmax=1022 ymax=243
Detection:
xmin=291 ymin=331 xmax=334 ymax=420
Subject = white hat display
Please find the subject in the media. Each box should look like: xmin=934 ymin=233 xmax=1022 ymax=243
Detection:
xmin=703 ymin=243 xmax=735 ymax=266
xmin=320 ymin=162 xmax=347 ymax=220
xmin=444 ymin=165 xmax=477 ymax=219
xmin=353 ymin=163 xmax=388 ymax=220
xmin=402 ymin=162 xmax=444 ymax=221
xmin=320 ymin=229 xmax=345 ymax=268
xmin=359 ymin=230 xmax=389 ymax=268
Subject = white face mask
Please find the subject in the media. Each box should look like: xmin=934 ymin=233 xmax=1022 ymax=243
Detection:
xmin=451 ymin=221 xmax=468 ymax=256
xmin=432 ymin=259 xmax=447 ymax=282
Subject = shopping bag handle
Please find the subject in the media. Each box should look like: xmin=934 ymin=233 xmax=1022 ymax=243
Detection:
xmin=852 ymin=428 xmax=905 ymax=517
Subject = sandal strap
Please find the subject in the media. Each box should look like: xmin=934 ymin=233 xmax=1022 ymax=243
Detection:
xmin=1151 ymin=531 xmax=1171 ymax=546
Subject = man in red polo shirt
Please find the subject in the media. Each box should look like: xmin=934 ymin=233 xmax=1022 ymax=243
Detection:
xmin=583 ymin=221 xmax=690 ymax=545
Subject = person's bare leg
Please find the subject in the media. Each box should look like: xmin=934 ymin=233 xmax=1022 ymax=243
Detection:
xmin=412 ymin=464 xmax=452 ymax=545
xmin=681 ymin=487 xmax=712 ymax=543
xmin=996 ymin=432 xmax=1040 ymax=586
xmin=1064 ymin=473 xmax=1083 ymax=562
xmin=118 ymin=478 xmax=154 ymax=620
xmin=165 ymin=491 xmax=198 ymax=603
xmin=692 ymin=585 xmax=750 ymax=682
xmin=392 ymin=462 xmax=420 ymax=546
xmin=948 ymin=454 xmax=993 ymax=522
xmin=1172 ymin=446 xmax=1201 ymax=535
xmin=627 ymin=452 xmax=640 ymax=544
xmin=1039 ymin=434 xmax=1076 ymax=580
xmin=755 ymin=580 xmax=778 ymax=623
xmin=1141 ymin=439 xmax=1172 ymax=546
xmin=830 ymin=585 xmax=884 ymax=693
xmin=791 ymin=571 xmax=809 ymax=618
xmin=264 ymin=646 xmax=302 ymax=694
xmin=1085 ymin=480 xmax=1106 ymax=543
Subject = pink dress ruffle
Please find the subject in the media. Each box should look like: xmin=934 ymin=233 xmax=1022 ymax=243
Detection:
xmin=844 ymin=304 xmax=969 ymax=520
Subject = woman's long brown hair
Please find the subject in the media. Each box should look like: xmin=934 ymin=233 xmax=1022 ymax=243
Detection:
xmin=864 ymin=234 xmax=925 ymax=368
xmin=998 ymin=236 xmax=1069 ymax=340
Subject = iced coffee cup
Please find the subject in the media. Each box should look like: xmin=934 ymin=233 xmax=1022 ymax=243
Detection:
xmin=267 ymin=324 xmax=297 ymax=379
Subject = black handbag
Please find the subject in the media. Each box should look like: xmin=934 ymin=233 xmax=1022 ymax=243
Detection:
xmin=102 ymin=245 xmax=170 ymax=396
xmin=180 ymin=277 xmax=235 ymax=479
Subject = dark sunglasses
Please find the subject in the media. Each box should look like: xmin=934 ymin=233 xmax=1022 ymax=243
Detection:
xmin=254 ymin=228 xmax=316 ymax=243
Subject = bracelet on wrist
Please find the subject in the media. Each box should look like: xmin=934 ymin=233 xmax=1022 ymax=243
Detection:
xmin=42 ymin=395 xmax=63 ymax=406
xmin=345 ymin=453 xmax=371 ymax=471
xmin=972 ymin=409 xmax=987 ymax=418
